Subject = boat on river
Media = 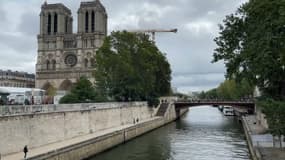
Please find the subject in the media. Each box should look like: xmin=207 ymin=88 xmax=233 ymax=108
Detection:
xmin=223 ymin=106 xmax=234 ymax=116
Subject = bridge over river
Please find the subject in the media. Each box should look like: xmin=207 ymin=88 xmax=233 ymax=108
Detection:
xmin=174 ymin=100 xmax=255 ymax=114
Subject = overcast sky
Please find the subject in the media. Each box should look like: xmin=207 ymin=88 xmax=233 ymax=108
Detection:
xmin=0 ymin=0 xmax=247 ymax=93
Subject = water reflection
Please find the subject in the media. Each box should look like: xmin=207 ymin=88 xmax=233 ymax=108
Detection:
xmin=89 ymin=106 xmax=250 ymax=160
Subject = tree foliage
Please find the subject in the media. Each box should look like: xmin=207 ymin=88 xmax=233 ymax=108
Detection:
xmin=259 ymin=99 xmax=285 ymax=147
xmin=59 ymin=77 xmax=106 ymax=104
xmin=198 ymin=79 xmax=254 ymax=100
xmin=46 ymin=85 xmax=57 ymax=96
xmin=259 ymin=100 xmax=285 ymax=135
xmin=213 ymin=0 xmax=285 ymax=139
xmin=94 ymin=31 xmax=172 ymax=106
xmin=213 ymin=0 xmax=285 ymax=100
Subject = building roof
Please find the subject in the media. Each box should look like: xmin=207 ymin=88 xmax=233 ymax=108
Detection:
xmin=41 ymin=2 xmax=72 ymax=15
xmin=0 ymin=70 xmax=35 ymax=78
xmin=79 ymin=0 xmax=106 ymax=13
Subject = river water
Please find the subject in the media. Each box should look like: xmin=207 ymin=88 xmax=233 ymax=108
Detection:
xmin=89 ymin=106 xmax=250 ymax=160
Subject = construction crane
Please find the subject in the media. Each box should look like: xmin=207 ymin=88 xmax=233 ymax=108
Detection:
xmin=128 ymin=28 xmax=178 ymax=42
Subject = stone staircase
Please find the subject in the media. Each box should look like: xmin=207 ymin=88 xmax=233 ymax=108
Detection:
xmin=156 ymin=103 xmax=169 ymax=117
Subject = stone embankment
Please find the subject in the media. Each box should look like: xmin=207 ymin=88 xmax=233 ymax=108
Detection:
xmin=242 ymin=110 xmax=285 ymax=160
xmin=1 ymin=98 xmax=188 ymax=160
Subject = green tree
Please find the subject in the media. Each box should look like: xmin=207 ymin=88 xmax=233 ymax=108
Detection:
xmin=60 ymin=77 xmax=106 ymax=104
xmin=199 ymin=79 xmax=254 ymax=101
xmin=213 ymin=0 xmax=285 ymax=142
xmin=259 ymin=99 xmax=285 ymax=148
xmin=46 ymin=85 xmax=56 ymax=96
xmin=94 ymin=31 xmax=172 ymax=106
xmin=213 ymin=0 xmax=285 ymax=100
xmin=45 ymin=85 xmax=57 ymax=104
xmin=198 ymin=91 xmax=207 ymax=99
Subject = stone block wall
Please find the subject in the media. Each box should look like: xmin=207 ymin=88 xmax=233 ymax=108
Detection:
xmin=256 ymin=107 xmax=269 ymax=129
xmin=0 ymin=102 xmax=154 ymax=155
xmin=27 ymin=105 xmax=188 ymax=160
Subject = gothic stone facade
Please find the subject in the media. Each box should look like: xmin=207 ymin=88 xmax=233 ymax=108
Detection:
xmin=36 ymin=0 xmax=107 ymax=91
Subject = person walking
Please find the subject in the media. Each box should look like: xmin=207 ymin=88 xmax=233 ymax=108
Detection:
xmin=23 ymin=145 xmax=28 ymax=159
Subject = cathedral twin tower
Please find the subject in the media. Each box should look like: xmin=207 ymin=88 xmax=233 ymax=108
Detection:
xmin=36 ymin=0 xmax=107 ymax=91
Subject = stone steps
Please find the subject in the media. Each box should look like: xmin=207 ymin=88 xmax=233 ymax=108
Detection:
xmin=156 ymin=103 xmax=169 ymax=117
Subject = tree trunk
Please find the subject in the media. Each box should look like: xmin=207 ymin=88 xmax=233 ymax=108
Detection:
xmin=273 ymin=136 xmax=275 ymax=147
xmin=279 ymin=135 xmax=282 ymax=149
xmin=279 ymin=80 xmax=285 ymax=100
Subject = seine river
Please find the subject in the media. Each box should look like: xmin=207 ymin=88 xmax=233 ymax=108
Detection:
xmin=89 ymin=106 xmax=250 ymax=160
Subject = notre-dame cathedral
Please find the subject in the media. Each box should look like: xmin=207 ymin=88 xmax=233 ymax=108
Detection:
xmin=36 ymin=0 xmax=107 ymax=91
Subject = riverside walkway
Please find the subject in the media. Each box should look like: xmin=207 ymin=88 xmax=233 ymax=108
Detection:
xmin=243 ymin=115 xmax=285 ymax=160
xmin=2 ymin=117 xmax=161 ymax=160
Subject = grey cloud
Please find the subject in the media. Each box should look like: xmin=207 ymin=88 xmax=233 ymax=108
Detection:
xmin=0 ymin=43 xmax=36 ymax=73
xmin=0 ymin=0 xmax=248 ymax=92
xmin=0 ymin=32 xmax=36 ymax=53
xmin=172 ymin=73 xmax=224 ymax=87
xmin=0 ymin=7 xmax=5 ymax=21
xmin=0 ymin=58 xmax=36 ymax=73
xmin=173 ymin=71 xmax=225 ymax=77
xmin=17 ymin=11 xmax=39 ymax=36
xmin=0 ymin=6 xmax=7 ymax=29
xmin=172 ymin=73 xmax=225 ymax=92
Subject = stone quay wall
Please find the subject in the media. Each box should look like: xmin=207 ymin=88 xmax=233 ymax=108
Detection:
xmin=0 ymin=102 xmax=154 ymax=155
xmin=0 ymin=102 xmax=146 ymax=116
xmin=241 ymin=116 xmax=262 ymax=160
xmin=27 ymin=105 xmax=188 ymax=160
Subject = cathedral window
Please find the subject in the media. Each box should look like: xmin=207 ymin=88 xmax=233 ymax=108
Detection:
xmin=47 ymin=14 xmax=51 ymax=35
xmin=85 ymin=11 xmax=89 ymax=33
xmin=46 ymin=60 xmax=50 ymax=70
xmin=64 ymin=40 xmax=74 ymax=48
xmin=65 ymin=54 xmax=77 ymax=67
xmin=83 ymin=39 xmax=88 ymax=48
xmin=65 ymin=16 xmax=68 ymax=33
xmin=91 ymin=39 xmax=95 ymax=47
xmin=91 ymin=11 xmax=95 ymax=32
xmin=84 ymin=59 xmax=89 ymax=68
xmin=54 ymin=13 xmax=58 ymax=34
xmin=52 ymin=60 xmax=56 ymax=70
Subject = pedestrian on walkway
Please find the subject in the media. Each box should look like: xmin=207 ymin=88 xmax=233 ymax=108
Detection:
xmin=23 ymin=145 xmax=28 ymax=159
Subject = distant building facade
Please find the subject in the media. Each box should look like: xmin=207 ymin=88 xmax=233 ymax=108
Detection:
xmin=36 ymin=0 xmax=107 ymax=91
xmin=0 ymin=70 xmax=35 ymax=88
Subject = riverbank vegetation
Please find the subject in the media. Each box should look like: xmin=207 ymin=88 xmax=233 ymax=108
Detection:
xmin=213 ymin=0 xmax=285 ymax=143
xmin=258 ymin=99 xmax=285 ymax=148
xmin=59 ymin=77 xmax=106 ymax=104
xmin=199 ymin=79 xmax=254 ymax=100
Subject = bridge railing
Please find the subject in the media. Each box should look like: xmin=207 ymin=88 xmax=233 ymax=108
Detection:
xmin=176 ymin=99 xmax=254 ymax=103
